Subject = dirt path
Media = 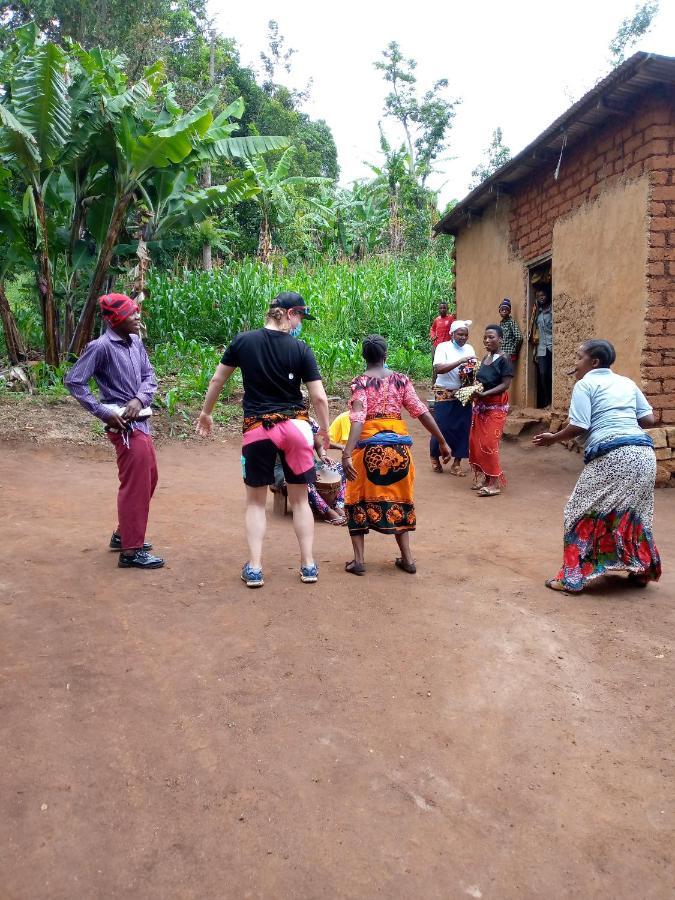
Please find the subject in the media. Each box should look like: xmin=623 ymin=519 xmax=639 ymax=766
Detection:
xmin=1 ymin=425 xmax=674 ymax=899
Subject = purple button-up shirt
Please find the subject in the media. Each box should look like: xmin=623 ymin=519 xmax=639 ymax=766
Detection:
xmin=65 ymin=328 xmax=158 ymax=434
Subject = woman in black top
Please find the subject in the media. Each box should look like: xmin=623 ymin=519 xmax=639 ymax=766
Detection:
xmin=468 ymin=325 xmax=513 ymax=496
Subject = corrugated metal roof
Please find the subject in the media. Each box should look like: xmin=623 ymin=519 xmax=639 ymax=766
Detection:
xmin=434 ymin=52 xmax=675 ymax=235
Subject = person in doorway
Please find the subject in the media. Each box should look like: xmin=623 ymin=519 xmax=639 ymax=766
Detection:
xmin=429 ymin=301 xmax=456 ymax=351
xmin=498 ymin=298 xmax=523 ymax=365
xmin=533 ymin=339 xmax=661 ymax=593
xmin=429 ymin=319 xmax=477 ymax=476
xmin=196 ymin=292 xmax=330 ymax=588
xmin=65 ymin=293 xmax=164 ymax=569
xmin=341 ymin=335 xmax=451 ymax=576
xmin=529 ymin=287 xmax=553 ymax=407
xmin=468 ymin=325 xmax=513 ymax=497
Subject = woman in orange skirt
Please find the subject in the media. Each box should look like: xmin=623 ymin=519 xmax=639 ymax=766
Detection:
xmin=341 ymin=335 xmax=451 ymax=575
xmin=469 ymin=325 xmax=513 ymax=497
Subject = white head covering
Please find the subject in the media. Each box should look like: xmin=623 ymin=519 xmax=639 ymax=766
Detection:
xmin=450 ymin=319 xmax=472 ymax=335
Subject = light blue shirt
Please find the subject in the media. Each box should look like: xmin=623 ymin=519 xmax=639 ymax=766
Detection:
xmin=568 ymin=368 xmax=652 ymax=451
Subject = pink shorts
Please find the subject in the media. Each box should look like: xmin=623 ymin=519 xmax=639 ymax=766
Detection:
xmin=241 ymin=418 xmax=315 ymax=486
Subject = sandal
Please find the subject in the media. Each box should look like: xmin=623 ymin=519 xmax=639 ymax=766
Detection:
xmin=324 ymin=513 xmax=347 ymax=526
xmin=471 ymin=479 xmax=486 ymax=491
xmin=449 ymin=464 xmax=466 ymax=477
xmin=395 ymin=557 xmax=417 ymax=574
xmin=545 ymin=578 xmax=572 ymax=593
xmin=430 ymin=458 xmax=443 ymax=473
xmin=345 ymin=560 xmax=366 ymax=576
xmin=476 ymin=486 xmax=501 ymax=497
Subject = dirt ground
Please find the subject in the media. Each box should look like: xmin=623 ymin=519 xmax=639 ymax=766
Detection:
xmin=1 ymin=419 xmax=674 ymax=900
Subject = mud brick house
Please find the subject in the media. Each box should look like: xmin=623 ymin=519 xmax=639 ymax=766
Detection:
xmin=435 ymin=52 xmax=675 ymax=436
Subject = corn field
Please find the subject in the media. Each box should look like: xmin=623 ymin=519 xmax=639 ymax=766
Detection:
xmin=146 ymin=255 xmax=455 ymax=388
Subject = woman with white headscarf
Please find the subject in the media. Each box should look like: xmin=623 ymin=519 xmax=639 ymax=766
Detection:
xmin=430 ymin=320 xmax=478 ymax=476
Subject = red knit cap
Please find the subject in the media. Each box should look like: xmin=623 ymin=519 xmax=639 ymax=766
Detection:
xmin=99 ymin=293 xmax=139 ymax=328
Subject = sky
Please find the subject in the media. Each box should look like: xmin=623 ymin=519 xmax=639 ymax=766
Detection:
xmin=208 ymin=0 xmax=675 ymax=207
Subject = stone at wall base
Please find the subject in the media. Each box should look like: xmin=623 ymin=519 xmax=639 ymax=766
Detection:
xmin=647 ymin=427 xmax=668 ymax=449
xmin=655 ymin=464 xmax=672 ymax=487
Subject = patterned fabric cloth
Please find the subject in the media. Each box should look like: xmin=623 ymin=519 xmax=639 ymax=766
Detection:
xmin=556 ymin=444 xmax=661 ymax=592
xmin=242 ymin=408 xmax=310 ymax=434
xmin=65 ymin=328 xmax=157 ymax=434
xmin=469 ymin=392 xmax=509 ymax=481
xmin=345 ymin=417 xmax=416 ymax=535
xmin=308 ymin=459 xmax=346 ymax=516
xmin=499 ymin=316 xmax=523 ymax=357
xmin=348 ymin=372 xmax=428 ymax=424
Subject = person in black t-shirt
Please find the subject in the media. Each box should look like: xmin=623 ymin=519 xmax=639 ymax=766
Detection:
xmin=196 ymin=292 xmax=330 ymax=589
xmin=468 ymin=325 xmax=513 ymax=497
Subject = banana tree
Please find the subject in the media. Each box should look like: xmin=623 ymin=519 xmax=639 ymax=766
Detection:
xmin=69 ymin=89 xmax=289 ymax=355
xmin=0 ymin=178 xmax=28 ymax=364
xmin=242 ymin=146 xmax=329 ymax=263
xmin=0 ymin=37 xmax=71 ymax=364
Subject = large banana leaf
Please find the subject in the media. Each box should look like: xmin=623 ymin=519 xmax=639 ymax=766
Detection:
xmin=0 ymin=103 xmax=41 ymax=169
xmin=11 ymin=43 xmax=71 ymax=169
xmin=156 ymin=87 xmax=218 ymax=138
xmin=197 ymin=134 xmax=289 ymax=163
xmin=129 ymin=128 xmax=196 ymax=180
xmin=103 ymin=80 xmax=153 ymax=117
xmin=155 ymin=176 xmax=259 ymax=235
xmin=272 ymin=146 xmax=296 ymax=182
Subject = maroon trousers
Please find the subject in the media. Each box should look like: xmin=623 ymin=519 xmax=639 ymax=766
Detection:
xmin=107 ymin=430 xmax=158 ymax=551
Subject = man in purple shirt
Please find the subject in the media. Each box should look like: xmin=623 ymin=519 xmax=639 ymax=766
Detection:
xmin=65 ymin=293 xmax=164 ymax=569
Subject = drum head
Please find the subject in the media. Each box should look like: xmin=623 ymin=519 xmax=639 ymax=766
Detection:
xmin=315 ymin=465 xmax=341 ymax=486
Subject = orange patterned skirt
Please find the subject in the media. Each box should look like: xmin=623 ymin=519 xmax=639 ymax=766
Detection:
xmin=469 ymin=392 xmax=509 ymax=482
xmin=345 ymin=417 xmax=416 ymax=535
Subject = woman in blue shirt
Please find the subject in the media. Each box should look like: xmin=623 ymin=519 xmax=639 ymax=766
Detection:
xmin=533 ymin=339 xmax=661 ymax=593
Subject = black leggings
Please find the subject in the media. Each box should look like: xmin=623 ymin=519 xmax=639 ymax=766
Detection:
xmin=536 ymin=349 xmax=552 ymax=408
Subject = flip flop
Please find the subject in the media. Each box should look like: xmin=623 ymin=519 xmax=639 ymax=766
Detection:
xmin=449 ymin=466 xmax=466 ymax=477
xmin=325 ymin=514 xmax=347 ymax=526
xmin=430 ymin=459 xmax=443 ymax=473
xmin=345 ymin=560 xmax=366 ymax=576
xmin=476 ymin=486 xmax=501 ymax=497
xmin=471 ymin=480 xmax=486 ymax=491
xmin=395 ymin=557 xmax=417 ymax=574
xmin=545 ymin=578 xmax=571 ymax=593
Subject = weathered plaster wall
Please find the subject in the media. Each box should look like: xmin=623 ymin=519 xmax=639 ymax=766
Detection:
xmin=552 ymin=176 xmax=650 ymax=411
xmin=454 ymin=201 xmax=527 ymax=404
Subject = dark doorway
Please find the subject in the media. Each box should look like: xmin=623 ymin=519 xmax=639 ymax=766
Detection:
xmin=527 ymin=259 xmax=553 ymax=409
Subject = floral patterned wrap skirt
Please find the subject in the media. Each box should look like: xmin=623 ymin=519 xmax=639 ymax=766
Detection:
xmin=345 ymin=417 xmax=416 ymax=535
xmin=557 ymin=444 xmax=661 ymax=592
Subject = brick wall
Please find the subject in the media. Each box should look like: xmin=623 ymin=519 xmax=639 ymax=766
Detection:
xmin=506 ymin=90 xmax=675 ymax=423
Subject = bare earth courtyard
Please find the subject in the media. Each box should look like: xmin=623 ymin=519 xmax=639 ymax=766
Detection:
xmin=1 ymin=422 xmax=674 ymax=899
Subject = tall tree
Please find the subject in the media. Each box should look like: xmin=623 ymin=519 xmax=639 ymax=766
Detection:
xmin=609 ymin=1 xmax=660 ymax=67
xmin=374 ymin=41 xmax=459 ymax=186
xmin=242 ymin=146 xmax=327 ymax=262
xmin=469 ymin=127 xmax=512 ymax=189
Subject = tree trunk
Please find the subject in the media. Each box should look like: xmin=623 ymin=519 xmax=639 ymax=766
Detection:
xmin=69 ymin=191 xmax=134 ymax=358
xmin=257 ymin=214 xmax=272 ymax=264
xmin=389 ymin=194 xmax=403 ymax=253
xmin=33 ymin=188 xmax=60 ymax=366
xmin=201 ymin=32 xmax=216 ymax=271
xmin=0 ymin=281 xmax=27 ymax=365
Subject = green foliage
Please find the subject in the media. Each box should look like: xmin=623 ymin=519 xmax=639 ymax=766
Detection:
xmin=145 ymin=255 xmax=454 ymax=389
xmin=609 ymin=1 xmax=660 ymax=67
xmin=470 ymin=127 xmax=512 ymax=189
xmin=374 ymin=41 xmax=460 ymax=186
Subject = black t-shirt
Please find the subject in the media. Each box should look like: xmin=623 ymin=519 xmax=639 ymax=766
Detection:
xmin=477 ymin=354 xmax=513 ymax=391
xmin=221 ymin=328 xmax=321 ymax=417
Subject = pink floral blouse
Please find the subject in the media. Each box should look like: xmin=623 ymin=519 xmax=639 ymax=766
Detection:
xmin=348 ymin=373 xmax=429 ymax=424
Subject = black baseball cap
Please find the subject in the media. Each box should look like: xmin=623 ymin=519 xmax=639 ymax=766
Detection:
xmin=269 ymin=291 xmax=316 ymax=320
